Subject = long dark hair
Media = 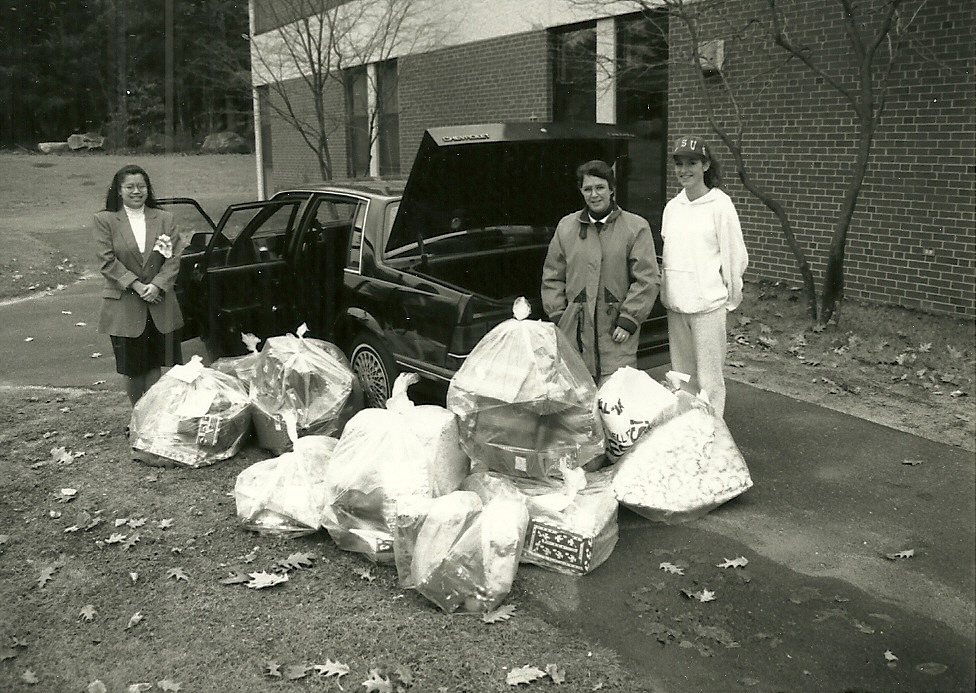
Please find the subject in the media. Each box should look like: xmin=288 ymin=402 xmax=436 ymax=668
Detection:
xmin=702 ymin=144 xmax=724 ymax=189
xmin=104 ymin=164 xmax=160 ymax=211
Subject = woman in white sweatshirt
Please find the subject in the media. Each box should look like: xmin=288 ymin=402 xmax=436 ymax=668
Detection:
xmin=661 ymin=136 xmax=748 ymax=418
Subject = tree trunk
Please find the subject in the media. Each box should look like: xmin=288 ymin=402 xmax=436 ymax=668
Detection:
xmin=737 ymin=165 xmax=819 ymax=322
xmin=116 ymin=0 xmax=127 ymax=149
xmin=820 ymin=123 xmax=875 ymax=325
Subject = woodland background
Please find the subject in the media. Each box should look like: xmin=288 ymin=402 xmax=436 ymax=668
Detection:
xmin=0 ymin=0 xmax=251 ymax=150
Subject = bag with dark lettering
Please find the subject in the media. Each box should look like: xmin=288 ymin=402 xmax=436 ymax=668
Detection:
xmin=596 ymin=366 xmax=679 ymax=461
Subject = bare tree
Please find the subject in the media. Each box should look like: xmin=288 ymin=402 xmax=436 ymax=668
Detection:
xmin=577 ymin=0 xmax=930 ymax=326
xmin=757 ymin=0 xmax=928 ymax=325
xmin=249 ymin=0 xmax=446 ymax=180
xmin=664 ymin=0 xmax=821 ymax=321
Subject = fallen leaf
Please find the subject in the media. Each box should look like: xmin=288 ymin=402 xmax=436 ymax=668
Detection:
xmin=946 ymin=345 xmax=964 ymax=359
xmin=37 ymin=565 xmax=58 ymax=589
xmin=883 ymin=649 xmax=898 ymax=662
xmin=284 ymin=664 xmax=309 ymax=680
xmin=128 ymin=684 xmax=152 ymax=693
xmin=105 ymin=533 xmax=126 ymax=544
xmin=0 ymin=648 xmax=16 ymax=662
xmin=22 ymin=669 xmax=39 ymax=684
xmin=90 ymin=352 xmax=101 ymax=358
xmin=362 ymin=669 xmax=393 ymax=692
xmin=57 ymin=488 xmax=78 ymax=503
xmin=246 ymin=571 xmax=288 ymax=589
xmin=901 ymin=459 xmax=923 ymax=466
xmin=167 ymin=568 xmax=189 ymax=582
xmin=483 ymin=604 xmax=517 ymax=623
xmin=127 ymin=517 xmax=147 ymax=529
xmin=157 ymin=679 xmax=181 ymax=692
xmin=124 ymin=611 xmax=144 ymax=630
xmin=884 ymin=549 xmax=914 ymax=560
xmin=219 ymin=571 xmax=250 ymax=586
xmin=507 ymin=665 xmax=546 ymax=686
xmin=265 ymin=661 xmax=281 ymax=678
xmin=716 ymin=557 xmax=749 ymax=569
xmin=358 ymin=565 xmax=377 ymax=583
xmin=682 ymin=588 xmax=716 ymax=603
xmin=129 ymin=572 xmax=139 ymax=583
xmin=950 ymin=389 xmax=967 ymax=398
xmin=276 ymin=551 xmax=314 ymax=571
xmin=87 ymin=681 xmax=107 ymax=693
xmin=25 ymin=337 xmax=35 ymax=342
xmin=918 ymin=342 xmax=932 ymax=353
xmin=79 ymin=605 xmax=97 ymax=622
xmin=313 ymin=658 xmax=350 ymax=679
xmin=121 ymin=534 xmax=141 ymax=551
xmin=853 ymin=620 xmax=875 ymax=634
xmin=61 ymin=310 xmax=72 ymax=315
xmin=393 ymin=665 xmax=414 ymax=686
xmin=659 ymin=562 xmax=685 ymax=576
xmin=158 ymin=518 xmax=174 ymax=529
xmin=75 ymin=321 xmax=87 ymax=326
xmin=545 ymin=663 xmax=567 ymax=684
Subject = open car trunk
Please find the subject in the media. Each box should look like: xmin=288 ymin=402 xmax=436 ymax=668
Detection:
xmin=385 ymin=122 xmax=638 ymax=309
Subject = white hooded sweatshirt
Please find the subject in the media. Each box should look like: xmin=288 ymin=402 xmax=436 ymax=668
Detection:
xmin=661 ymin=187 xmax=748 ymax=314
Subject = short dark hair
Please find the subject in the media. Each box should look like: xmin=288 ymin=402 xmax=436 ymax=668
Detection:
xmin=576 ymin=160 xmax=615 ymax=191
xmin=104 ymin=164 xmax=160 ymax=211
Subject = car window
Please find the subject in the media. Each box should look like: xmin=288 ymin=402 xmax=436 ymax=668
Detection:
xmin=210 ymin=200 xmax=301 ymax=268
xmin=156 ymin=200 xmax=215 ymax=236
xmin=300 ymin=195 xmax=367 ymax=272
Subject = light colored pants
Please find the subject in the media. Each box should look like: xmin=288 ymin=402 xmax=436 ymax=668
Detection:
xmin=667 ymin=308 xmax=728 ymax=417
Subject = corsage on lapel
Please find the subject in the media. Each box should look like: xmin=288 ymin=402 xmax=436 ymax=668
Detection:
xmin=145 ymin=234 xmax=173 ymax=276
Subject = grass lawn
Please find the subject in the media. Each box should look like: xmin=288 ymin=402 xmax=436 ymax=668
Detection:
xmin=0 ymin=388 xmax=647 ymax=692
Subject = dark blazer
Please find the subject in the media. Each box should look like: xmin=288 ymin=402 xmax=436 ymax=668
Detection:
xmin=93 ymin=206 xmax=184 ymax=338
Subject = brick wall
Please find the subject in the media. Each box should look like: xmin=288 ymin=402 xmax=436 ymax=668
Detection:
xmin=398 ymin=31 xmax=553 ymax=169
xmin=668 ymin=0 xmax=975 ymax=317
xmin=265 ymin=76 xmax=348 ymax=191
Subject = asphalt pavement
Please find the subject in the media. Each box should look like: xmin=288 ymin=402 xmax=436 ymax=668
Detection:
xmin=2 ymin=278 xmax=974 ymax=692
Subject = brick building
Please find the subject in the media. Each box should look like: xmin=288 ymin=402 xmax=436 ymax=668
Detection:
xmin=249 ymin=0 xmax=975 ymax=317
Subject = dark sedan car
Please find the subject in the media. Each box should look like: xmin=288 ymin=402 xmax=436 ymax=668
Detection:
xmin=163 ymin=122 xmax=668 ymax=406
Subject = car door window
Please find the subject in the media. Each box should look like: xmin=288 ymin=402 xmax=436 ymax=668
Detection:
xmin=209 ymin=200 xmax=301 ymax=268
xmin=303 ymin=195 xmax=367 ymax=270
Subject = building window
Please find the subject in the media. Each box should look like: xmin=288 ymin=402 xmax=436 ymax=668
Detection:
xmin=345 ymin=59 xmax=399 ymax=178
xmin=552 ymin=23 xmax=596 ymax=122
xmin=377 ymin=60 xmax=400 ymax=177
xmin=345 ymin=66 xmax=370 ymax=178
xmin=616 ymin=11 xmax=669 ymax=233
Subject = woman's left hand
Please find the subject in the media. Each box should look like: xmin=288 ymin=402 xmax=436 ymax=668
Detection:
xmin=611 ymin=326 xmax=629 ymax=343
xmin=140 ymin=283 xmax=161 ymax=304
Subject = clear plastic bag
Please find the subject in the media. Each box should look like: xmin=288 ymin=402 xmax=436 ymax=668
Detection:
xmin=321 ymin=374 xmax=468 ymax=563
xmin=235 ymin=436 xmax=338 ymax=537
xmin=447 ymin=298 xmax=604 ymax=480
xmin=611 ymin=395 xmax=753 ymax=524
xmin=250 ymin=325 xmax=354 ymax=454
xmin=211 ymin=332 xmax=262 ymax=389
xmin=410 ymin=491 xmax=529 ymax=613
xmin=130 ymin=356 xmax=251 ymax=468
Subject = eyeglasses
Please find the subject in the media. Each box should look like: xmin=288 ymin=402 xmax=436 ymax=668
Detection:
xmin=122 ymin=184 xmax=148 ymax=193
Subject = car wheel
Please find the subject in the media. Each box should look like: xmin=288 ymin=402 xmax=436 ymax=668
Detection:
xmin=350 ymin=333 xmax=398 ymax=408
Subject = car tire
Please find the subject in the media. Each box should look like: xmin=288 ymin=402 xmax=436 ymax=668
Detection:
xmin=350 ymin=332 xmax=398 ymax=408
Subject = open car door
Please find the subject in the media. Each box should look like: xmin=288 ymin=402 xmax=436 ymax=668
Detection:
xmin=156 ymin=197 xmax=216 ymax=341
xmin=203 ymin=198 xmax=304 ymax=357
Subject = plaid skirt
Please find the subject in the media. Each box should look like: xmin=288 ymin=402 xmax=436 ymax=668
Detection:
xmin=110 ymin=317 xmax=183 ymax=377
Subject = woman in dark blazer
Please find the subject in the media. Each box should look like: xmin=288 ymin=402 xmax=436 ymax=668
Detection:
xmin=94 ymin=164 xmax=184 ymax=406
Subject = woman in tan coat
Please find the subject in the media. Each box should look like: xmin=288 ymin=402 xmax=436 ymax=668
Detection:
xmin=542 ymin=160 xmax=660 ymax=382
xmin=93 ymin=164 xmax=184 ymax=406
